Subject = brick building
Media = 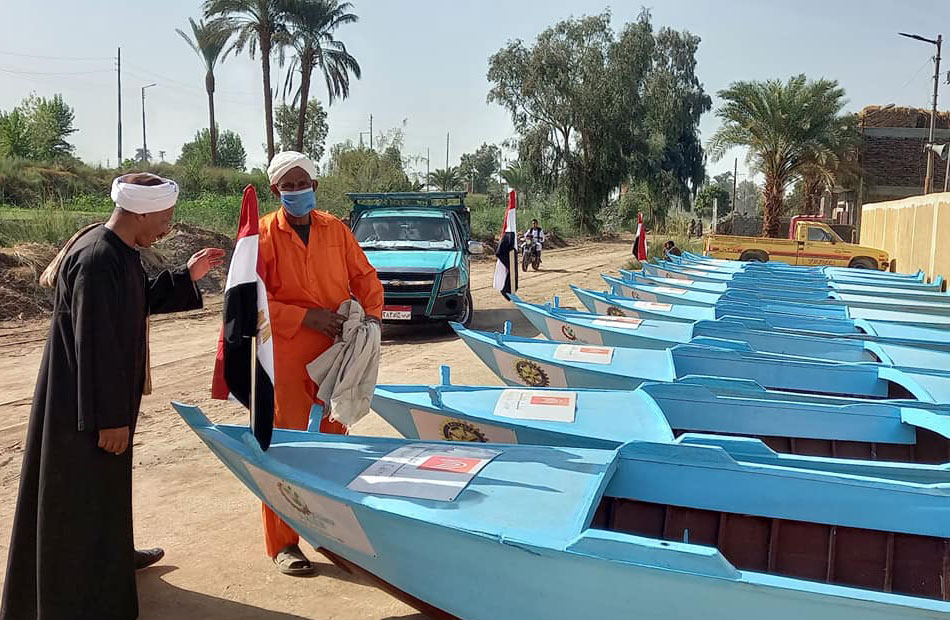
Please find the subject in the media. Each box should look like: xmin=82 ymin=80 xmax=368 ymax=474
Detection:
xmin=858 ymin=105 xmax=950 ymax=203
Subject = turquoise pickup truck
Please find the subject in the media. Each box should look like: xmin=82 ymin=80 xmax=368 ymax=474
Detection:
xmin=348 ymin=192 xmax=484 ymax=326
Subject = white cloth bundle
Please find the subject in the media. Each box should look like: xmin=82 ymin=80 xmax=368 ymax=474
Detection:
xmin=306 ymin=300 xmax=381 ymax=427
xmin=267 ymin=151 xmax=318 ymax=185
xmin=110 ymin=174 xmax=179 ymax=214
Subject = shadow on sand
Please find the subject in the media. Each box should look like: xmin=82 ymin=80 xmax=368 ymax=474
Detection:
xmin=138 ymin=565 xmax=434 ymax=619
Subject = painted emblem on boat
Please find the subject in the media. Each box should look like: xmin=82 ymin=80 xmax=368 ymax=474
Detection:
xmin=606 ymin=306 xmax=625 ymax=317
xmin=441 ymin=419 xmax=488 ymax=442
xmin=277 ymin=481 xmax=311 ymax=516
xmin=515 ymin=359 xmax=550 ymax=387
xmin=560 ymin=325 xmax=577 ymax=341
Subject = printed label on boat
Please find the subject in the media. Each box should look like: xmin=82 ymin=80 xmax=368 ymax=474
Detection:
xmin=492 ymin=349 xmax=568 ymax=388
xmin=544 ymin=317 xmax=603 ymax=345
xmin=654 ymin=286 xmax=688 ymax=295
xmin=347 ymin=444 xmax=500 ymax=502
xmin=247 ymin=464 xmax=376 ymax=557
xmin=553 ymin=344 xmax=615 ymax=365
xmin=410 ymin=409 xmax=518 ymax=443
xmin=493 ymin=389 xmax=577 ymax=423
xmin=633 ymin=301 xmax=672 ymax=312
xmin=592 ymin=316 xmax=643 ymax=330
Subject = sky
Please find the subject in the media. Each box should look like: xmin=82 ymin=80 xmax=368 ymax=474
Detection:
xmin=2 ymin=0 xmax=949 ymax=184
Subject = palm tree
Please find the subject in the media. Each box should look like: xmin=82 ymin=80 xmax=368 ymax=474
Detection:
xmin=204 ymin=0 xmax=287 ymax=161
xmin=501 ymin=160 xmax=534 ymax=205
xmin=799 ymin=114 xmax=860 ymax=215
xmin=427 ymin=167 xmax=461 ymax=191
xmin=707 ymin=75 xmax=851 ymax=237
xmin=281 ymin=0 xmax=360 ymax=153
xmin=177 ymin=18 xmax=231 ymax=166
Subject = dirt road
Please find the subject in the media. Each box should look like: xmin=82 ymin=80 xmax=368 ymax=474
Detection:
xmin=0 ymin=237 xmax=632 ymax=619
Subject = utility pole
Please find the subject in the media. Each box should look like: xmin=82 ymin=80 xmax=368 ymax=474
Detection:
xmin=158 ymin=150 xmax=166 ymax=163
xmin=141 ymin=83 xmax=156 ymax=163
xmin=445 ymin=132 xmax=449 ymax=170
xmin=426 ymin=147 xmax=430 ymax=192
xmin=116 ymin=47 xmax=122 ymax=164
xmin=899 ymin=32 xmax=942 ymax=194
xmin=732 ymin=158 xmax=738 ymax=212
xmin=369 ymin=114 xmax=373 ymax=150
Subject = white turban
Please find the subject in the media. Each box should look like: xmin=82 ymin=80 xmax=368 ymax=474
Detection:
xmin=110 ymin=174 xmax=179 ymax=214
xmin=267 ymin=151 xmax=317 ymax=185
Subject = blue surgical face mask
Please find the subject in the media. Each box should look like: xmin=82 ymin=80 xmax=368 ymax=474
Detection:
xmin=280 ymin=188 xmax=316 ymax=217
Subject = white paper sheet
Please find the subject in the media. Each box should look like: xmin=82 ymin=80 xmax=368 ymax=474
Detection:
xmin=592 ymin=316 xmax=643 ymax=330
xmin=633 ymin=301 xmax=673 ymax=312
xmin=553 ymin=344 xmax=615 ymax=365
xmin=493 ymin=389 xmax=577 ymax=422
xmin=347 ymin=444 xmax=501 ymax=501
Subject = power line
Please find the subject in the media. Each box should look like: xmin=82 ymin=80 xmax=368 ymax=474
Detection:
xmin=0 ymin=66 xmax=112 ymax=76
xmin=0 ymin=50 xmax=113 ymax=61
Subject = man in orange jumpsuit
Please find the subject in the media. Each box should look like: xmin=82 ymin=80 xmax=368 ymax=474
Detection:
xmin=259 ymin=151 xmax=383 ymax=575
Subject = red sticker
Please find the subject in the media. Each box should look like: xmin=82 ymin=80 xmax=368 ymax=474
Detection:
xmin=529 ymin=395 xmax=572 ymax=407
xmin=418 ymin=455 xmax=483 ymax=474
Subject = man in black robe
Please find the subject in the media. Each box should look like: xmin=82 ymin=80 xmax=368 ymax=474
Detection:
xmin=1 ymin=173 xmax=225 ymax=620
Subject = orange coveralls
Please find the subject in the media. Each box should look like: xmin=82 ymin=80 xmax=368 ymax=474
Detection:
xmin=258 ymin=208 xmax=383 ymax=557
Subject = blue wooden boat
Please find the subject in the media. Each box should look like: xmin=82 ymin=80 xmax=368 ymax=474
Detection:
xmin=450 ymin=323 xmax=950 ymax=404
xmin=625 ymin=269 xmax=950 ymax=302
xmin=644 ymin=261 xmax=946 ymax=293
xmin=674 ymin=251 xmax=930 ymax=280
xmin=372 ymin=372 xmax=950 ymax=465
xmin=174 ymin=402 xmax=950 ymax=618
xmin=571 ymin=287 xmax=950 ymax=352
xmin=605 ymin=276 xmax=950 ymax=324
xmin=511 ymin=297 xmax=950 ymax=372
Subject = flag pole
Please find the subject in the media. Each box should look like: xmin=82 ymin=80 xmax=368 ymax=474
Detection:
xmin=508 ymin=191 xmax=517 ymax=296
xmin=250 ymin=330 xmax=257 ymax=425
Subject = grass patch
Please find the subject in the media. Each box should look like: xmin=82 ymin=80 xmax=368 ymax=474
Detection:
xmin=0 ymin=191 xmax=281 ymax=245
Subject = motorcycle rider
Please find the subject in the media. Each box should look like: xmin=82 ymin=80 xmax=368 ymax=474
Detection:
xmin=523 ymin=219 xmax=546 ymax=264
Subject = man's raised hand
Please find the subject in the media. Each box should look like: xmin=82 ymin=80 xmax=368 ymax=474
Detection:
xmin=187 ymin=248 xmax=227 ymax=282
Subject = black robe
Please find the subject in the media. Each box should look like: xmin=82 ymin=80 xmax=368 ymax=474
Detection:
xmin=1 ymin=226 xmax=202 ymax=620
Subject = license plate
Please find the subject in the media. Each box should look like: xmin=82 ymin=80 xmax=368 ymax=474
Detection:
xmin=382 ymin=305 xmax=412 ymax=320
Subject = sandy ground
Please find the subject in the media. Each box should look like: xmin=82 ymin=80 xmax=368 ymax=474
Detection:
xmin=0 ymin=237 xmax=632 ymax=619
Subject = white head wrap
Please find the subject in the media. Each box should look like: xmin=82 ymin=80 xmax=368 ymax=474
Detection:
xmin=110 ymin=174 xmax=179 ymax=214
xmin=267 ymin=151 xmax=318 ymax=185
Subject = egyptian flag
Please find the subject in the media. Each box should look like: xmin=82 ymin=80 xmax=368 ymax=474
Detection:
xmin=632 ymin=211 xmax=647 ymax=260
xmin=211 ymin=185 xmax=275 ymax=450
xmin=493 ymin=190 xmax=518 ymax=299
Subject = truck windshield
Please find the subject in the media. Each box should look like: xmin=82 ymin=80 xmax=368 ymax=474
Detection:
xmin=354 ymin=216 xmax=457 ymax=250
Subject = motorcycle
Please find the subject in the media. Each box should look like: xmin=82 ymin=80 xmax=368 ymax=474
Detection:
xmin=520 ymin=238 xmax=542 ymax=271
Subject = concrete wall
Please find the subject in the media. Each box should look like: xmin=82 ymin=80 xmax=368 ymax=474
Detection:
xmin=860 ymin=192 xmax=950 ymax=280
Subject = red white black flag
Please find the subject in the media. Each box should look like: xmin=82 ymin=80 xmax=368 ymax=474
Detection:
xmin=632 ymin=211 xmax=647 ymax=260
xmin=493 ymin=190 xmax=518 ymax=298
xmin=211 ymin=185 xmax=275 ymax=449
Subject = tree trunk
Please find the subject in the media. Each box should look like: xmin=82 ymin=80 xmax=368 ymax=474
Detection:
xmin=803 ymin=177 xmax=822 ymax=216
xmin=206 ymin=70 xmax=217 ymax=167
xmin=260 ymin=33 xmax=275 ymax=162
xmin=762 ymin=176 xmax=784 ymax=238
xmin=295 ymin=52 xmax=312 ymax=153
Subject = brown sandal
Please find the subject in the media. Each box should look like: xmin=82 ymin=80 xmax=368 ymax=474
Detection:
xmin=274 ymin=544 xmax=316 ymax=576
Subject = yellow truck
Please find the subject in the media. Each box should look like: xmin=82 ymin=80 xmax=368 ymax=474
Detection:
xmin=704 ymin=217 xmax=892 ymax=270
